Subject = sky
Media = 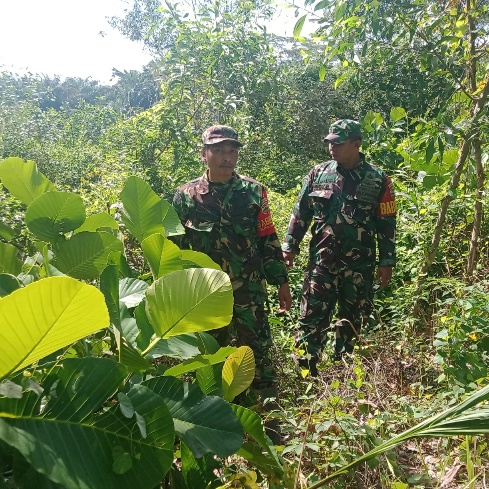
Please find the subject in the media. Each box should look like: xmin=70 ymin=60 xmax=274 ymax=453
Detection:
xmin=0 ymin=0 xmax=311 ymax=85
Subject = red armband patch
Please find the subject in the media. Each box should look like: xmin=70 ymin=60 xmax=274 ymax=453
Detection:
xmin=376 ymin=176 xmax=397 ymax=217
xmin=257 ymin=189 xmax=277 ymax=236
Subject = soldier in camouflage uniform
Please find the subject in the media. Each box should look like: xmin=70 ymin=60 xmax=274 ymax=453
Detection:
xmin=282 ymin=119 xmax=396 ymax=375
xmin=172 ymin=125 xmax=292 ymax=392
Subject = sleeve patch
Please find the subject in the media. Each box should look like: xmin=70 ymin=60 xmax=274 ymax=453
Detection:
xmin=257 ymin=189 xmax=277 ymax=236
xmin=376 ymin=176 xmax=397 ymax=217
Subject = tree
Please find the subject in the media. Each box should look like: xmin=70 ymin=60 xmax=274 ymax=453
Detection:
xmin=296 ymin=0 xmax=489 ymax=283
xmin=109 ymin=0 xmax=274 ymax=55
xmin=104 ymin=0 xmax=282 ymax=195
xmin=109 ymin=66 xmax=161 ymax=113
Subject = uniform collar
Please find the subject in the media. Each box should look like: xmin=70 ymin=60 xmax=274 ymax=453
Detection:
xmin=196 ymin=171 xmax=239 ymax=194
xmin=336 ymin=152 xmax=366 ymax=176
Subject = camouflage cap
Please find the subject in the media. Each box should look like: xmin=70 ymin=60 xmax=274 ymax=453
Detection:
xmin=202 ymin=125 xmax=243 ymax=147
xmin=324 ymin=119 xmax=362 ymax=144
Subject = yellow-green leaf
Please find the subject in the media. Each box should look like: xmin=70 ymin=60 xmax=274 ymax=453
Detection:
xmin=222 ymin=346 xmax=255 ymax=402
xmin=0 ymin=276 xmax=109 ymax=379
xmin=145 ymin=268 xmax=233 ymax=339
xmin=0 ymin=157 xmax=55 ymax=205
xmin=142 ymin=233 xmax=182 ymax=279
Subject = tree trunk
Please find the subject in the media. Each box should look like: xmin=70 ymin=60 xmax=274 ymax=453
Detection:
xmin=466 ymin=0 xmax=484 ymax=277
xmin=417 ymin=139 xmax=471 ymax=279
xmin=466 ymin=139 xmax=484 ymax=276
xmin=414 ymin=77 xmax=489 ymax=301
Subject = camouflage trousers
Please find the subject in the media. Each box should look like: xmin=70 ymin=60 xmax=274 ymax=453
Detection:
xmin=296 ymin=265 xmax=375 ymax=363
xmin=212 ymin=278 xmax=276 ymax=389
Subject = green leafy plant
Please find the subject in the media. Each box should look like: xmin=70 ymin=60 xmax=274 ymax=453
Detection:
xmin=0 ymin=157 xmax=287 ymax=488
xmin=307 ymin=382 xmax=489 ymax=488
xmin=433 ymin=280 xmax=489 ymax=387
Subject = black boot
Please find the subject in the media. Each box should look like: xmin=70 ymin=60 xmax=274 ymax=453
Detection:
xmin=334 ymin=337 xmax=354 ymax=361
xmin=298 ymin=358 xmax=318 ymax=377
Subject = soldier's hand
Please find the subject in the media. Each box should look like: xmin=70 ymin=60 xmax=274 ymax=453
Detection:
xmin=277 ymin=282 xmax=292 ymax=313
xmin=376 ymin=266 xmax=393 ymax=289
xmin=282 ymin=251 xmax=295 ymax=269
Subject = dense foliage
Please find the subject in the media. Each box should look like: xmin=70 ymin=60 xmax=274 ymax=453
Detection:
xmin=3 ymin=0 xmax=489 ymax=487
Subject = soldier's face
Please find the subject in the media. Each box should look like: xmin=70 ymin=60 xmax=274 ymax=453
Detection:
xmin=329 ymin=139 xmax=361 ymax=168
xmin=202 ymin=141 xmax=240 ymax=182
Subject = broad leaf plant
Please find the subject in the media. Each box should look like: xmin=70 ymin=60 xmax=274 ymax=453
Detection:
xmin=0 ymin=157 xmax=287 ymax=489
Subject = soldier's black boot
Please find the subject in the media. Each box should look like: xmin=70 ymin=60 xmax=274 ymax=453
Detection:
xmin=298 ymin=358 xmax=318 ymax=377
xmin=334 ymin=337 xmax=355 ymax=361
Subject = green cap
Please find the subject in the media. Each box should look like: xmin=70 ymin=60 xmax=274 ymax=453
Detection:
xmin=324 ymin=119 xmax=362 ymax=144
xmin=202 ymin=125 xmax=243 ymax=146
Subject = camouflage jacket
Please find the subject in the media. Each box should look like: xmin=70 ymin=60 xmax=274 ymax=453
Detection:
xmin=282 ymin=155 xmax=396 ymax=271
xmin=172 ymin=171 xmax=288 ymax=285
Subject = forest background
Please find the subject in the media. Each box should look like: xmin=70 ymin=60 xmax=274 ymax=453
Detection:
xmin=2 ymin=0 xmax=489 ymax=488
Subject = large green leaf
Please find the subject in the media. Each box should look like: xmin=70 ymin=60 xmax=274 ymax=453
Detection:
xmin=160 ymin=197 xmax=185 ymax=237
xmin=41 ymin=358 xmax=127 ymax=422
xmin=12 ymin=454 xmax=63 ymax=488
xmin=134 ymin=302 xmax=155 ymax=351
xmin=0 ymin=242 xmax=22 ymax=275
xmin=147 ymin=333 xmax=220 ymax=364
xmin=107 ymin=250 xmax=134 ymax=279
xmin=0 ymin=158 xmax=55 ymax=205
xmin=145 ymin=268 xmax=233 ymax=339
xmin=0 ymin=379 xmax=43 ymax=419
xmin=74 ymin=212 xmax=118 ymax=234
xmin=0 ymin=274 xmax=21 ymax=297
xmin=232 ymin=404 xmax=284 ymax=477
xmin=54 ymin=231 xmax=124 ymax=279
xmin=0 ymin=276 xmax=109 ymax=379
xmin=25 ymin=191 xmax=86 ymax=242
xmin=232 ymin=404 xmax=273 ymax=452
xmin=120 ymin=176 xmax=183 ymax=242
xmin=196 ymin=364 xmax=224 ymax=397
xmin=120 ymin=340 xmax=155 ymax=373
xmin=160 ymin=336 xmax=222 ymax=394
xmin=142 ymin=233 xmax=182 ymax=279
xmin=293 ymin=14 xmax=307 ymax=39
xmin=143 ymin=376 xmax=243 ymax=458
xmin=222 ymin=346 xmax=255 ymax=402
xmin=100 ymin=267 xmax=150 ymax=371
xmin=120 ymin=176 xmax=165 ymax=242
xmin=100 ymin=264 xmax=121 ymax=329
xmin=390 ymin=106 xmax=407 ymax=122
xmin=164 ymin=346 xmax=236 ymax=377
xmin=119 ymin=278 xmax=148 ymax=308
xmin=145 ymin=334 xmax=203 ymax=360
xmin=196 ymin=332 xmax=220 ymax=354
xmin=0 ymin=384 xmax=174 ymax=489
xmin=120 ymin=304 xmax=140 ymax=346
xmin=180 ymin=250 xmax=221 ymax=270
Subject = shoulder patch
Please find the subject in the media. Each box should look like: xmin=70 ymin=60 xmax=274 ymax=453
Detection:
xmin=376 ymin=175 xmax=397 ymax=217
xmin=257 ymin=189 xmax=276 ymax=236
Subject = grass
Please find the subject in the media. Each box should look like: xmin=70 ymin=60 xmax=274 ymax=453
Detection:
xmin=267 ymin=310 xmax=489 ymax=489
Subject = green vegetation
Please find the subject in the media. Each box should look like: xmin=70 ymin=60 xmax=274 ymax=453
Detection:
xmin=2 ymin=0 xmax=489 ymax=487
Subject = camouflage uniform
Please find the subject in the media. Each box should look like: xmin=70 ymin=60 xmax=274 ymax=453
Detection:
xmin=282 ymin=120 xmax=396 ymax=365
xmin=173 ymin=166 xmax=288 ymax=389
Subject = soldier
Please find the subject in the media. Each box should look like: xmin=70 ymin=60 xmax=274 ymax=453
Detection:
xmin=172 ymin=125 xmax=292 ymax=442
xmin=282 ymin=119 xmax=396 ymax=376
